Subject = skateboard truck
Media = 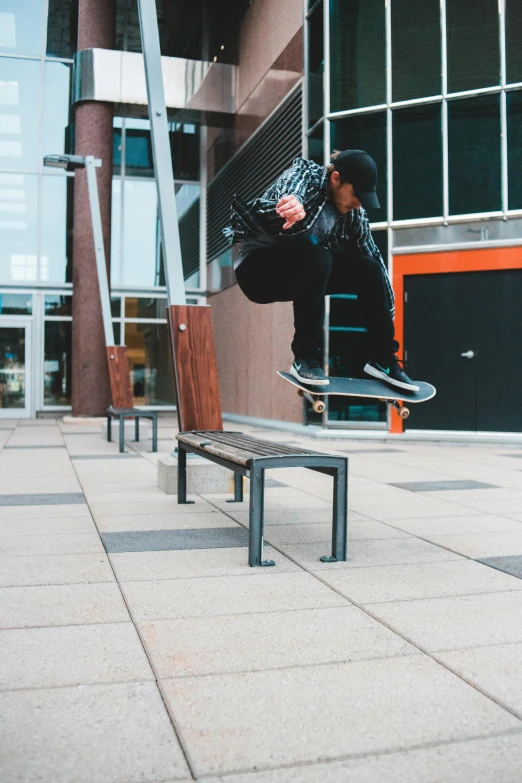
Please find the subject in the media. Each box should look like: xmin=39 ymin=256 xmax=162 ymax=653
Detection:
xmin=392 ymin=399 xmax=410 ymax=419
xmin=297 ymin=388 xmax=326 ymax=414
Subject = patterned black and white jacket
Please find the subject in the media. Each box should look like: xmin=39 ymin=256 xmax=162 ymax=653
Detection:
xmin=223 ymin=156 xmax=394 ymax=315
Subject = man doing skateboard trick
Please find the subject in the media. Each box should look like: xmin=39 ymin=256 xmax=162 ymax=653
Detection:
xmin=223 ymin=150 xmax=418 ymax=392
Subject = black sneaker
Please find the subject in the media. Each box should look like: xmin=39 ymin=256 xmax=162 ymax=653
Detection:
xmin=290 ymin=357 xmax=329 ymax=386
xmin=364 ymin=356 xmax=419 ymax=392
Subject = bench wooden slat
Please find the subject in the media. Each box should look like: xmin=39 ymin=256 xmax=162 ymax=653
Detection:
xmin=176 ymin=432 xmax=256 ymax=466
xmin=193 ymin=431 xmax=321 ymax=457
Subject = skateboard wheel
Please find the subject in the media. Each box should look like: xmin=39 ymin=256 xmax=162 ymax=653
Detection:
xmin=297 ymin=389 xmax=304 ymax=397
xmin=399 ymin=407 xmax=410 ymax=419
xmin=313 ymin=400 xmax=325 ymax=414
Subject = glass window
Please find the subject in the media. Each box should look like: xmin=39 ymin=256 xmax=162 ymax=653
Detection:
xmin=448 ymin=94 xmax=501 ymax=215
xmin=44 ymin=294 xmax=71 ymax=316
xmin=0 ymin=58 xmax=40 ymax=170
xmin=331 ymin=111 xmax=387 ymax=222
xmin=0 ymin=292 xmax=32 ymax=314
xmin=506 ymin=0 xmax=522 ymax=85
xmin=113 ymin=321 xmax=121 ymax=345
xmin=46 ymin=0 xmax=78 ymax=59
xmin=507 ymin=90 xmax=522 ymax=210
xmin=446 ymin=0 xmax=500 ymax=94
xmin=0 ymin=173 xmax=38 ymax=283
xmin=330 ymin=0 xmax=385 ymax=112
xmin=307 ymin=1 xmax=324 ymax=128
xmin=124 ymin=321 xmax=175 ymax=406
xmin=171 ymin=122 xmax=200 ymax=181
xmin=125 ymin=119 xmax=154 ymax=178
xmin=43 ymin=62 xmax=71 ymax=159
xmin=110 ymin=178 xmax=122 ymax=285
xmin=125 ymin=297 xmax=168 ymax=319
xmin=308 ymin=123 xmax=324 ymax=165
xmin=391 ymin=0 xmax=441 ymax=102
xmin=110 ymin=296 xmax=121 ymax=318
xmin=41 ymin=175 xmax=73 ymax=283
xmin=0 ymin=0 xmax=44 ymax=56
xmin=393 ymin=103 xmax=443 ymax=221
xmin=119 ymin=179 xmax=159 ymax=287
xmin=44 ymin=320 xmax=72 ymax=405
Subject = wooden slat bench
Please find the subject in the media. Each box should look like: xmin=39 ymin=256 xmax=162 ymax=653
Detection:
xmin=106 ymin=347 xmax=158 ymax=454
xmin=176 ymin=430 xmax=348 ymax=567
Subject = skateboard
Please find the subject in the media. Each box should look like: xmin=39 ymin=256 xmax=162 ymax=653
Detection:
xmin=278 ymin=371 xmax=436 ymax=419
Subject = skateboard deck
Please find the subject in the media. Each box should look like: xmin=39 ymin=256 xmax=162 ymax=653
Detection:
xmin=278 ymin=371 xmax=436 ymax=418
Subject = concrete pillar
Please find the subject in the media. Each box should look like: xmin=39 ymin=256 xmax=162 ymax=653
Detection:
xmin=71 ymin=0 xmax=116 ymax=415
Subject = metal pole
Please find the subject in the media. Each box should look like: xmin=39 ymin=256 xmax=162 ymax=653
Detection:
xmin=84 ymin=155 xmax=115 ymax=346
xmin=137 ymin=0 xmax=186 ymax=305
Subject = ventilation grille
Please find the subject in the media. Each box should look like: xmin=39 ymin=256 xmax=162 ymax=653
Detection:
xmin=179 ymin=199 xmax=200 ymax=280
xmin=207 ymin=84 xmax=303 ymax=262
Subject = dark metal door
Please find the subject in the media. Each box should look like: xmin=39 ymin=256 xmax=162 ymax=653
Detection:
xmin=404 ymin=272 xmax=477 ymax=430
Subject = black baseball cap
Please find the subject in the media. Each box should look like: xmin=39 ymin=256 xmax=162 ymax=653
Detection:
xmin=333 ymin=150 xmax=380 ymax=210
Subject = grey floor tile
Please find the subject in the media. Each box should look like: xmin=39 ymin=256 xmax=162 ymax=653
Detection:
xmin=122 ymin=572 xmax=348 ymax=621
xmin=228 ymin=508 xmax=372 ymax=527
xmin=102 ymin=527 xmax=249 ymax=553
xmin=0 ymin=516 xmax=95 ymax=535
xmin=4 ymin=445 xmax=66 ymax=450
xmin=0 ymin=681 xmax=189 ymax=783
xmin=316 ymin=560 xmax=522 ymax=604
xmin=265 ymin=519 xmax=407 ymax=545
xmin=349 ymin=500 xmax=479 ymax=520
xmin=0 ymin=623 xmax=153 ymax=690
xmin=110 ymin=547 xmax=299 ymax=581
xmin=478 ymin=555 xmax=522 ymax=579
xmin=139 ymin=606 xmax=415 ymax=678
xmin=0 ymin=582 xmax=129 ymax=629
xmin=386 ymin=514 xmax=522 ymax=538
xmin=94 ymin=511 xmax=232 ymax=533
xmin=437 ymin=643 xmax=522 ymax=716
xmin=72 ymin=453 xmax=142 ymax=459
xmin=0 ymin=493 xmax=86 ymax=506
xmin=90 ymin=498 xmax=216 ymax=517
xmin=162 ymin=655 xmax=519 ymax=776
xmin=0 ymin=553 xmax=113 ymax=587
xmin=201 ymin=733 xmax=522 ymax=782
xmin=0 ymin=533 xmax=104 ymax=556
xmin=365 ymin=591 xmax=522 ymax=651
xmin=0 ymin=504 xmax=91 ymax=521
xmin=427 ymin=530 xmax=522 ymax=558
xmin=390 ymin=480 xmax=498 ymax=492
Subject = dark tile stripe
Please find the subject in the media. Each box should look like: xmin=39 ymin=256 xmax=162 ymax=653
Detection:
xmin=4 ymin=445 xmax=66 ymax=450
xmin=477 ymin=556 xmax=522 ymax=579
xmin=390 ymin=480 xmax=498 ymax=492
xmin=339 ymin=448 xmax=403 ymax=454
xmin=0 ymin=493 xmax=86 ymax=506
xmin=102 ymin=527 xmax=249 ymax=553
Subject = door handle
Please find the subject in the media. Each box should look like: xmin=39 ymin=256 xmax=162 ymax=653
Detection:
xmin=460 ymin=350 xmax=475 ymax=359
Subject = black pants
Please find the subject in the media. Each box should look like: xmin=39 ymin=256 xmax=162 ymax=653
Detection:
xmin=235 ymin=241 xmax=399 ymax=362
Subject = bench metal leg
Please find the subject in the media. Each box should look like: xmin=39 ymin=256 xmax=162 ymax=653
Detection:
xmin=135 ymin=416 xmax=140 ymax=442
xmin=227 ymin=472 xmax=244 ymax=503
xmin=151 ymin=415 xmax=158 ymax=452
xmin=107 ymin=415 xmax=112 ymax=443
xmin=119 ymin=415 xmax=125 ymax=454
xmin=321 ymin=462 xmax=348 ymax=563
xmin=177 ymin=445 xmax=195 ymax=504
xmin=248 ymin=466 xmax=275 ymax=567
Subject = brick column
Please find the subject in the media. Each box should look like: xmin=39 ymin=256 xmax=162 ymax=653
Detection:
xmin=71 ymin=0 xmax=115 ymax=415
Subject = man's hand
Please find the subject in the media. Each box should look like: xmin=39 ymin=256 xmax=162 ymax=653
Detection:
xmin=276 ymin=195 xmax=306 ymax=230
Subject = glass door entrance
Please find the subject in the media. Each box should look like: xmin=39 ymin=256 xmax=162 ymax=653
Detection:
xmin=0 ymin=320 xmax=32 ymax=418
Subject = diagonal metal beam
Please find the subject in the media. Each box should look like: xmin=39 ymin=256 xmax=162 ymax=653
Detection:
xmin=136 ymin=0 xmax=186 ymax=305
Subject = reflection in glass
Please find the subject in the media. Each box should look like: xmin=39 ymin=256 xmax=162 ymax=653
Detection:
xmin=331 ymin=112 xmax=387 ymax=222
xmin=43 ymin=62 xmax=71 ymax=158
xmin=0 ymin=58 xmax=40 ymax=170
xmin=125 ymin=119 xmax=154 ymax=177
xmin=44 ymin=295 xmax=71 ymax=316
xmin=392 ymin=0 xmax=441 ymax=102
xmin=112 ymin=321 xmax=121 ymax=345
xmin=506 ymin=0 xmax=522 ymax=85
xmin=110 ymin=178 xmax=122 ymax=286
xmin=0 ymin=326 xmax=26 ymax=409
xmin=0 ymin=173 xmax=38 ymax=283
xmin=307 ymin=1 xmax=324 ymax=128
xmin=41 ymin=175 xmax=72 ymax=283
xmin=124 ymin=321 xmax=175 ymax=406
xmin=308 ymin=123 xmax=324 ymax=165
xmin=121 ymin=179 xmax=158 ymax=288
xmin=507 ymin=91 xmax=522 ymax=210
xmin=446 ymin=0 xmax=500 ymax=93
xmin=44 ymin=320 xmax=71 ymax=405
xmin=171 ymin=122 xmax=200 ymax=181
xmin=393 ymin=104 xmax=443 ymax=220
xmin=448 ymin=95 xmax=501 ymax=215
xmin=125 ymin=297 xmax=168 ymax=319
xmin=46 ymin=0 xmax=78 ymax=58
xmin=0 ymin=293 xmax=32 ymax=315
xmin=330 ymin=0 xmax=385 ymax=111
xmin=110 ymin=297 xmax=121 ymax=318
xmin=0 ymin=0 xmax=43 ymax=56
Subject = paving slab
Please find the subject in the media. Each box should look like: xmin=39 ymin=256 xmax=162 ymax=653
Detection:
xmin=110 ymin=547 xmax=299 ymax=581
xmin=90 ymin=498 xmax=216 ymax=517
xmin=0 ymin=553 xmax=113 ymax=587
xmin=316 ymin=560 xmax=522 ymax=605
xmin=162 ymin=655 xmax=520 ymax=776
xmin=0 ymin=623 xmax=153 ymax=690
xmin=0 ymin=493 xmax=86 ymax=506
xmin=265 ymin=519 xmax=408 ymax=545
xmin=0 ymin=533 xmax=105 ymax=556
xmin=94 ymin=510 xmax=232 ymax=533
xmin=0 ymin=582 xmax=130 ymax=629
xmin=478 ymin=555 xmax=522 ymax=579
xmin=426 ymin=530 xmax=522 ymax=558
xmin=139 ymin=606 xmax=415 ymax=678
xmin=350 ymin=500 xmax=479 ymax=520
xmin=102 ymin=526 xmax=249 ymax=553
xmin=390 ymin=480 xmax=498 ymax=492
xmin=227 ymin=508 xmax=370 ymax=526
xmin=365 ymin=591 xmax=522 ymax=651
xmin=201 ymin=732 xmax=522 ymax=782
xmin=279 ymin=537 xmax=460 ymax=571
xmin=385 ymin=514 xmax=522 ymax=537
xmin=0 ymin=515 xmax=95 ymax=535
xmin=0 ymin=504 xmax=91 ymax=520
xmin=122 ymin=572 xmax=348 ymax=621
xmin=0 ymin=681 xmax=189 ymax=783
xmin=437 ymin=643 xmax=522 ymax=717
